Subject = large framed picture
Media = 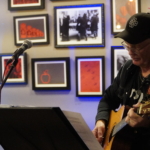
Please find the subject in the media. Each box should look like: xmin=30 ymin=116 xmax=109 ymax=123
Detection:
xmin=54 ymin=4 xmax=105 ymax=48
xmin=111 ymin=46 xmax=131 ymax=82
xmin=76 ymin=56 xmax=105 ymax=97
xmin=0 ymin=53 xmax=27 ymax=84
xmin=31 ymin=57 xmax=71 ymax=90
xmin=13 ymin=14 xmax=49 ymax=46
xmin=8 ymin=0 xmax=45 ymax=11
xmin=111 ymin=0 xmax=141 ymax=34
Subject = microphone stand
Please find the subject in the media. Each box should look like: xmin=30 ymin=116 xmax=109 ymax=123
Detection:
xmin=0 ymin=58 xmax=18 ymax=104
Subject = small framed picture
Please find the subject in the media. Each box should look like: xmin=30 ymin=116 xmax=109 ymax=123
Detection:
xmin=75 ymin=56 xmax=105 ymax=97
xmin=13 ymin=14 xmax=49 ymax=46
xmin=0 ymin=53 xmax=27 ymax=84
xmin=111 ymin=0 xmax=141 ymax=34
xmin=8 ymin=0 xmax=45 ymax=11
xmin=111 ymin=46 xmax=131 ymax=82
xmin=31 ymin=57 xmax=71 ymax=90
xmin=54 ymin=4 xmax=105 ymax=48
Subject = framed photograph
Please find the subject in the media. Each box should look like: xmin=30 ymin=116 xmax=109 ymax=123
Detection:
xmin=13 ymin=14 xmax=49 ymax=46
xmin=111 ymin=46 xmax=131 ymax=82
xmin=54 ymin=4 xmax=105 ymax=48
xmin=8 ymin=0 xmax=45 ymax=11
xmin=50 ymin=0 xmax=70 ymax=1
xmin=75 ymin=56 xmax=105 ymax=97
xmin=111 ymin=0 xmax=141 ymax=34
xmin=50 ymin=0 xmax=69 ymax=1
xmin=0 ymin=53 xmax=27 ymax=84
xmin=31 ymin=57 xmax=71 ymax=90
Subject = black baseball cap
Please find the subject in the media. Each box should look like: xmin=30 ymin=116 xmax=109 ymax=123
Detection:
xmin=115 ymin=13 xmax=150 ymax=44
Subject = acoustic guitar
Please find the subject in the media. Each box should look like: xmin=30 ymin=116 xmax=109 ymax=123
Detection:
xmin=102 ymin=101 xmax=150 ymax=150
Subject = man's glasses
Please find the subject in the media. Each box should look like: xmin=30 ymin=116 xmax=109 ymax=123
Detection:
xmin=121 ymin=41 xmax=150 ymax=53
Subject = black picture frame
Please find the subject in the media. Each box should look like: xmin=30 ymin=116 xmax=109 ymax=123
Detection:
xmin=54 ymin=4 xmax=105 ymax=48
xmin=31 ymin=57 xmax=71 ymax=90
xmin=75 ymin=56 xmax=105 ymax=97
xmin=111 ymin=0 xmax=141 ymax=34
xmin=50 ymin=0 xmax=70 ymax=2
xmin=8 ymin=0 xmax=45 ymax=11
xmin=0 ymin=53 xmax=27 ymax=84
xmin=111 ymin=46 xmax=131 ymax=82
xmin=13 ymin=14 xmax=49 ymax=46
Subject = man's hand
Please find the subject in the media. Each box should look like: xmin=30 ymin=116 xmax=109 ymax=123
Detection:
xmin=92 ymin=120 xmax=106 ymax=143
xmin=125 ymin=103 xmax=150 ymax=128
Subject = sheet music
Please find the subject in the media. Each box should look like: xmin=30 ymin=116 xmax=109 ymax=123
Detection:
xmin=0 ymin=145 xmax=4 ymax=150
xmin=63 ymin=111 xmax=103 ymax=150
xmin=0 ymin=104 xmax=37 ymax=108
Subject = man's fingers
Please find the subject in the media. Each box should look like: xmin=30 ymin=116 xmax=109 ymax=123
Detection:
xmin=133 ymin=102 xmax=141 ymax=108
xmin=97 ymin=135 xmax=104 ymax=143
xmin=97 ymin=130 xmax=104 ymax=138
xmin=92 ymin=129 xmax=97 ymax=136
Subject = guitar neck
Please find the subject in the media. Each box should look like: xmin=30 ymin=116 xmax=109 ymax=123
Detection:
xmin=112 ymin=118 xmax=127 ymax=137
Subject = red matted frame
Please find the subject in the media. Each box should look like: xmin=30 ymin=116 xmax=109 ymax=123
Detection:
xmin=0 ymin=53 xmax=27 ymax=84
xmin=8 ymin=0 xmax=45 ymax=11
xmin=31 ymin=57 xmax=71 ymax=90
xmin=75 ymin=56 xmax=105 ymax=97
xmin=13 ymin=14 xmax=49 ymax=46
xmin=111 ymin=0 xmax=141 ymax=34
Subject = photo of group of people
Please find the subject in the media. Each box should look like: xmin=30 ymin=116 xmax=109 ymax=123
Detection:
xmin=55 ymin=4 xmax=104 ymax=47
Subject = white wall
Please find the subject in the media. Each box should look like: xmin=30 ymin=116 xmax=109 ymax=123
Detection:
xmin=0 ymin=1 xmax=148 ymax=147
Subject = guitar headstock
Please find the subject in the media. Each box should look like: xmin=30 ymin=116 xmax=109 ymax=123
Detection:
xmin=138 ymin=100 xmax=150 ymax=115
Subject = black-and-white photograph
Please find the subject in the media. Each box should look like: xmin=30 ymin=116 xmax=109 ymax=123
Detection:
xmin=54 ymin=4 xmax=105 ymax=48
xmin=111 ymin=46 xmax=131 ymax=82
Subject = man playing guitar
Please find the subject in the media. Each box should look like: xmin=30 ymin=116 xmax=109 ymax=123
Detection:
xmin=92 ymin=13 xmax=150 ymax=150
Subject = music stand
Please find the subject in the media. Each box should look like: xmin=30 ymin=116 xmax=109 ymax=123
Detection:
xmin=0 ymin=106 xmax=90 ymax=150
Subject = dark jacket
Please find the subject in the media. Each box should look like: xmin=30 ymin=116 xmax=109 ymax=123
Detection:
xmin=95 ymin=60 xmax=150 ymax=149
xmin=96 ymin=60 xmax=140 ymax=122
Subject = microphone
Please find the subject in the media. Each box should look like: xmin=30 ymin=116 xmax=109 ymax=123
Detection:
xmin=7 ymin=39 xmax=32 ymax=64
xmin=13 ymin=39 xmax=32 ymax=59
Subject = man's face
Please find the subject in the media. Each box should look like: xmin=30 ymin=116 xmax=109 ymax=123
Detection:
xmin=124 ymin=39 xmax=150 ymax=67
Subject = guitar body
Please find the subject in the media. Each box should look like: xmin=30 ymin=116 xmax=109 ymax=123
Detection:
xmin=103 ymin=105 xmax=135 ymax=150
